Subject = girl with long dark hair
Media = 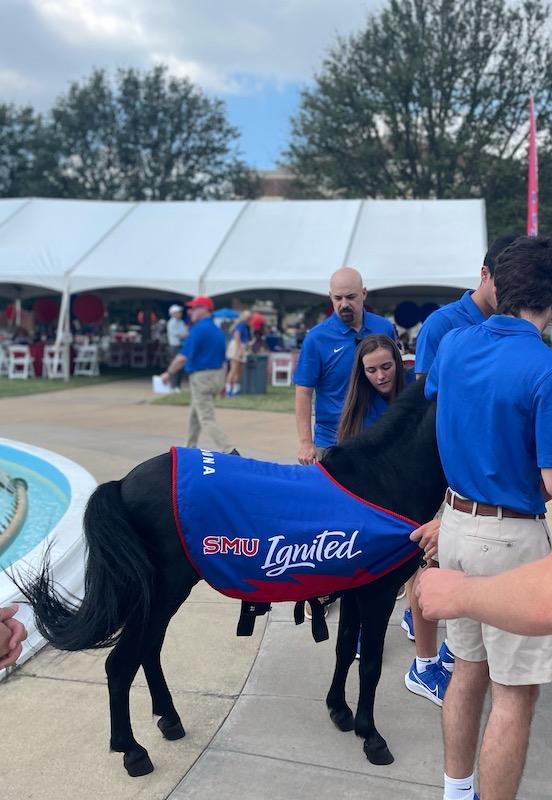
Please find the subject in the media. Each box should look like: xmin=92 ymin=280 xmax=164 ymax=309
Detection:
xmin=337 ymin=334 xmax=413 ymax=657
xmin=337 ymin=334 xmax=409 ymax=443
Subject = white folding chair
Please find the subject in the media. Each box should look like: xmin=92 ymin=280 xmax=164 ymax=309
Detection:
xmin=271 ymin=353 xmax=293 ymax=387
xmin=73 ymin=344 xmax=100 ymax=376
xmin=130 ymin=344 xmax=147 ymax=368
xmin=0 ymin=345 xmax=9 ymax=377
xmin=42 ymin=345 xmax=70 ymax=379
xmin=8 ymin=345 xmax=35 ymax=379
xmin=107 ymin=343 xmax=125 ymax=367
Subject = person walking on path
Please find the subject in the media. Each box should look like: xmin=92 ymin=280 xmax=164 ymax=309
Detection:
xmin=166 ymin=304 xmax=188 ymax=392
xmin=161 ymin=296 xmax=234 ymax=454
xmin=293 ymin=266 xmax=394 ymax=464
xmin=425 ymin=235 xmax=552 ymax=800
xmin=403 ymin=234 xmax=518 ymax=709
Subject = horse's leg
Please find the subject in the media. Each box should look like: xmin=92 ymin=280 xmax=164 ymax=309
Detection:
xmin=355 ymin=558 xmax=418 ymax=765
xmin=106 ymin=615 xmax=154 ymax=777
xmin=326 ymin=590 xmax=360 ymax=732
xmin=141 ymin=573 xmax=196 ymax=741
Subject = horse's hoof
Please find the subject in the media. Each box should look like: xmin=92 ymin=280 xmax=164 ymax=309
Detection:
xmin=123 ymin=750 xmax=154 ymax=777
xmin=328 ymin=706 xmax=355 ymax=732
xmin=157 ymin=716 xmax=186 ymax=740
xmin=363 ymin=738 xmax=394 ymax=766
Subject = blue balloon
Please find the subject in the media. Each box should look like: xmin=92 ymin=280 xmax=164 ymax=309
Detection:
xmin=419 ymin=302 xmax=440 ymax=322
xmin=394 ymin=301 xmax=420 ymax=329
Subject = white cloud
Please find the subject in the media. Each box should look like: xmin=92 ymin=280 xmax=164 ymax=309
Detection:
xmin=0 ymin=68 xmax=35 ymax=94
xmin=31 ymin=0 xmax=146 ymax=45
xmin=1 ymin=0 xmax=381 ymax=107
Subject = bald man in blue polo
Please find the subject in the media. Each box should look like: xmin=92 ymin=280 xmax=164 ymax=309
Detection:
xmin=293 ymin=267 xmax=394 ymax=464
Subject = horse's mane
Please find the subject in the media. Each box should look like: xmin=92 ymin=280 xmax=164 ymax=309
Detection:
xmin=320 ymin=376 xmax=441 ymax=520
xmin=328 ymin=376 xmax=432 ymax=459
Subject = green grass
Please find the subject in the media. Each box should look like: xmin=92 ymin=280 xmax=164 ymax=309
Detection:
xmin=154 ymin=384 xmax=295 ymax=413
xmin=0 ymin=368 xmax=152 ymax=398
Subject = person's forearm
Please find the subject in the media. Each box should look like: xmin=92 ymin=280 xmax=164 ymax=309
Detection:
xmin=166 ymin=354 xmax=186 ymax=375
xmin=457 ymin=555 xmax=552 ymax=636
xmin=295 ymin=389 xmax=314 ymax=445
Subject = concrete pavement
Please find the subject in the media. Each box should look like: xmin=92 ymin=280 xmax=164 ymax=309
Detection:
xmin=1 ymin=379 xmax=550 ymax=800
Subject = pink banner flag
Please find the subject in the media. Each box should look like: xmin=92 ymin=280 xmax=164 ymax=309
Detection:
xmin=527 ymin=95 xmax=538 ymax=237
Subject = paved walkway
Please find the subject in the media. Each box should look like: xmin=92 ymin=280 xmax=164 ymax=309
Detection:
xmin=1 ymin=380 xmax=550 ymax=800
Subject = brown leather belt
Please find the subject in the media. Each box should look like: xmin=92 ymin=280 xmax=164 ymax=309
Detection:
xmin=445 ymin=489 xmax=545 ymax=520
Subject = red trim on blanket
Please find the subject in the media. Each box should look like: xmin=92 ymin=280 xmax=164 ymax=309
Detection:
xmin=315 ymin=462 xmax=420 ymax=528
xmin=171 ymin=446 xmax=202 ymax=577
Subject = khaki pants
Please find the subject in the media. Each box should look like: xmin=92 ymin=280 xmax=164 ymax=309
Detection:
xmin=440 ymin=500 xmax=552 ymax=685
xmin=186 ymin=368 xmax=233 ymax=453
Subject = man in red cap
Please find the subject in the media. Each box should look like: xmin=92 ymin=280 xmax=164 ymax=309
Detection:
xmin=162 ymin=296 xmax=235 ymax=453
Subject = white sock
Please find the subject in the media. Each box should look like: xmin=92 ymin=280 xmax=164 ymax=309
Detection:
xmin=225 ymin=384 xmax=231 ymax=394
xmin=416 ymin=655 xmax=439 ymax=673
xmin=443 ymin=772 xmax=475 ymax=800
xmin=234 ymin=383 xmax=241 ymax=393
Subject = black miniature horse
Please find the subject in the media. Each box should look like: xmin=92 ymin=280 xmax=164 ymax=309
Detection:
xmin=19 ymin=378 xmax=446 ymax=777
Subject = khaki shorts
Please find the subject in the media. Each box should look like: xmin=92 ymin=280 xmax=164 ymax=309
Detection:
xmin=226 ymin=339 xmax=247 ymax=363
xmin=439 ymin=501 xmax=552 ymax=686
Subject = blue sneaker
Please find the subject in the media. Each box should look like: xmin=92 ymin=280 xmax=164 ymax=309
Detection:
xmin=401 ymin=608 xmax=415 ymax=641
xmin=438 ymin=640 xmax=455 ymax=672
xmin=404 ymin=659 xmax=451 ymax=707
xmin=474 ymin=795 xmax=479 ymax=800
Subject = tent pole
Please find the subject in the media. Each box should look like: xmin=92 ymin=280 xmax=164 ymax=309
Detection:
xmin=53 ymin=280 xmax=70 ymax=380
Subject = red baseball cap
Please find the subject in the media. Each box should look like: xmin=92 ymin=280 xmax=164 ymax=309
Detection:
xmin=186 ymin=296 xmax=214 ymax=312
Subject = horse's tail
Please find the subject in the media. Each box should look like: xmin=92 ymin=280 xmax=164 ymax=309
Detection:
xmin=18 ymin=480 xmax=153 ymax=651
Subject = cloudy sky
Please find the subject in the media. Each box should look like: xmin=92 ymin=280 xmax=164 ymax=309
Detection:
xmin=0 ymin=0 xmax=381 ymax=168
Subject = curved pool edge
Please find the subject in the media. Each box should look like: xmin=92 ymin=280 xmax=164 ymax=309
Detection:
xmin=0 ymin=438 xmax=97 ymax=679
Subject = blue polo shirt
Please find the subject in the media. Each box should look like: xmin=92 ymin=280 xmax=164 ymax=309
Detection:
xmin=426 ymin=316 xmax=552 ymax=514
xmin=415 ymin=290 xmax=486 ymax=374
xmin=293 ymin=310 xmax=395 ymax=446
xmin=234 ymin=321 xmax=250 ymax=344
xmin=180 ymin=317 xmax=226 ymax=373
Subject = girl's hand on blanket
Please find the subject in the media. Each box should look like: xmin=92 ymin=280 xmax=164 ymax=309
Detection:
xmin=298 ymin=441 xmax=317 ymax=465
xmin=409 ymin=519 xmax=440 ymax=561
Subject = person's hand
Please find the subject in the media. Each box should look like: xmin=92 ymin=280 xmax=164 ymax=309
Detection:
xmin=298 ymin=441 xmax=317 ymax=465
xmin=409 ymin=518 xmax=440 ymax=561
xmin=416 ymin=568 xmax=467 ymax=621
xmin=160 ymin=371 xmax=170 ymax=385
xmin=0 ymin=604 xmax=27 ymax=668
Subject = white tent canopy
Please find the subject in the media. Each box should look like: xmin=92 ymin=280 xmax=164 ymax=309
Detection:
xmin=0 ymin=197 xmax=487 ymax=300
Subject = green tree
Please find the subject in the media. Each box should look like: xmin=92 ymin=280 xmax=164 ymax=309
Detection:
xmin=286 ymin=0 xmax=552 ymax=235
xmin=0 ymin=104 xmax=52 ymax=197
xmin=46 ymin=65 xmax=258 ymax=200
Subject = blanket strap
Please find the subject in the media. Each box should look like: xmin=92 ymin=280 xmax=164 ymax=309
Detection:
xmin=237 ymin=601 xmax=271 ymax=636
xmin=294 ymin=598 xmax=330 ymax=643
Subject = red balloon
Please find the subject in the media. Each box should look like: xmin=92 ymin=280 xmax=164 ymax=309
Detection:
xmin=73 ymin=293 xmax=104 ymax=324
xmin=33 ymin=297 xmax=59 ymax=324
xmin=251 ymin=312 xmax=265 ymax=330
xmin=137 ymin=310 xmax=157 ymax=325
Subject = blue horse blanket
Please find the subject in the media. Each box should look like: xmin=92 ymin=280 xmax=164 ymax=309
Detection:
xmin=171 ymin=447 xmax=420 ymax=603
